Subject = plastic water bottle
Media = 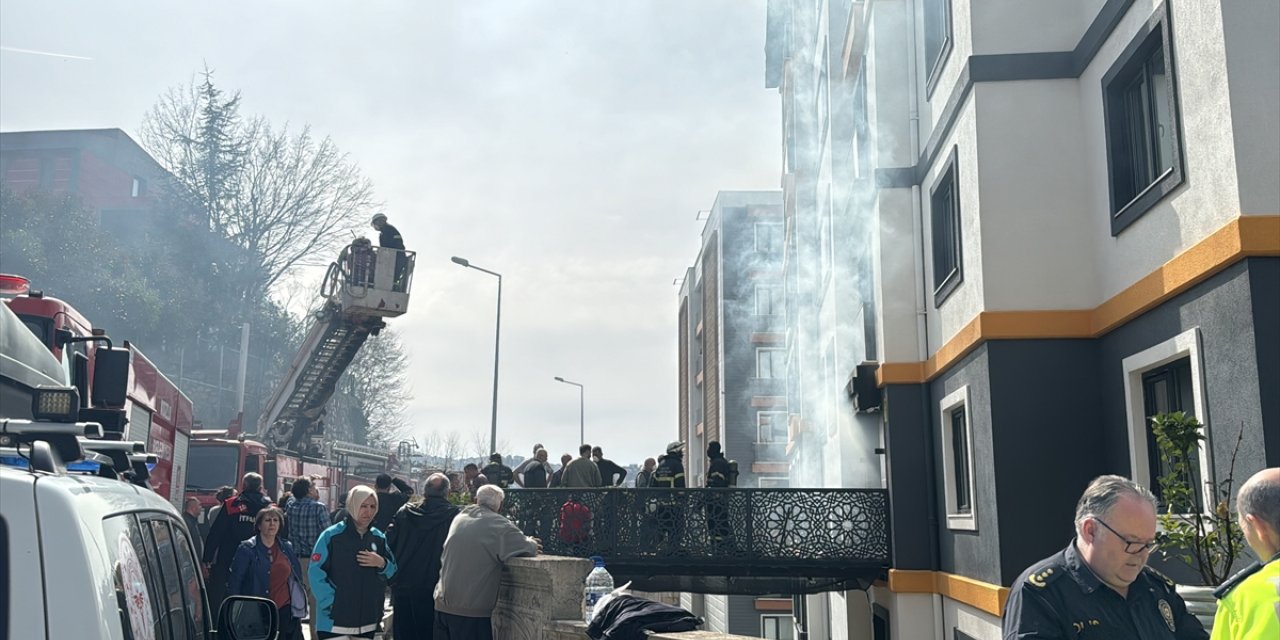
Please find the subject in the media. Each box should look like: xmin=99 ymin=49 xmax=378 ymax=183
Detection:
xmin=583 ymin=555 xmax=614 ymax=623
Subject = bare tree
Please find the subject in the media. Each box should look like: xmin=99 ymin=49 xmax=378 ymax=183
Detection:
xmin=140 ymin=72 xmax=377 ymax=303
xmin=440 ymin=430 xmax=463 ymax=473
xmin=340 ymin=329 xmax=410 ymax=448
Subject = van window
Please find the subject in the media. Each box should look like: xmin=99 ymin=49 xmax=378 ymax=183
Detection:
xmin=103 ymin=514 xmax=166 ymax=639
xmin=156 ymin=518 xmax=209 ymax=639
xmin=145 ymin=518 xmax=205 ymax=639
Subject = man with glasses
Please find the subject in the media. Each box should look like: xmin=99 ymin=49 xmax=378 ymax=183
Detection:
xmin=1003 ymin=475 xmax=1207 ymax=639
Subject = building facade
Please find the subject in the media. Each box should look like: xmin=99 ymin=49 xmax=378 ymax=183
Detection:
xmin=676 ymin=191 xmax=794 ymax=636
xmin=766 ymin=0 xmax=1279 ymax=638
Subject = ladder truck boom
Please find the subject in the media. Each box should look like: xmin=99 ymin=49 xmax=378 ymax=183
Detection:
xmin=257 ymin=241 xmax=415 ymax=453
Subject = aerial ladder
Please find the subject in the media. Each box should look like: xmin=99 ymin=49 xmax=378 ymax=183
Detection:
xmin=255 ymin=241 xmax=415 ymax=454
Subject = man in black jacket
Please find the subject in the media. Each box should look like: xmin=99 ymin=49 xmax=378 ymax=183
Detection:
xmin=373 ymin=473 xmax=414 ymax=533
xmin=591 ymin=446 xmax=628 ymax=487
xmin=650 ymin=442 xmax=686 ymax=550
xmin=387 ymin=473 xmax=459 ymax=640
xmin=202 ymin=472 xmax=273 ymax=612
xmin=371 ymin=213 xmax=408 ymax=291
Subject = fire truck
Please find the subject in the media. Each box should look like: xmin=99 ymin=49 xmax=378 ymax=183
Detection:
xmin=185 ymin=241 xmax=415 ymax=511
xmin=1 ymin=273 xmax=195 ymax=508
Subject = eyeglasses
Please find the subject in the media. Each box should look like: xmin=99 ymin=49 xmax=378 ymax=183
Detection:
xmin=1094 ymin=518 xmax=1159 ymax=554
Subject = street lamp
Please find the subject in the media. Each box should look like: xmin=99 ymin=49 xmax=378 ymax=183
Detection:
xmin=451 ymin=256 xmax=502 ymax=457
xmin=554 ymin=376 xmax=585 ymax=445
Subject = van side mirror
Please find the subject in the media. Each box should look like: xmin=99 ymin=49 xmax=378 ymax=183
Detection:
xmin=217 ymin=596 xmax=278 ymax=640
xmin=91 ymin=347 xmax=131 ymax=408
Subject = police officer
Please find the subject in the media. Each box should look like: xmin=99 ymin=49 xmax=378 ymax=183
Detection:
xmin=1003 ymin=475 xmax=1206 ymax=639
xmin=1210 ymin=467 xmax=1280 ymax=640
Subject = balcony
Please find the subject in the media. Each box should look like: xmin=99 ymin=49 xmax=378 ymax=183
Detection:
xmin=502 ymin=488 xmax=890 ymax=595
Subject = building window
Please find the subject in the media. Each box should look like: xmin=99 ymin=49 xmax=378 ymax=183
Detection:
xmin=1121 ymin=328 xmax=1212 ymax=514
xmin=873 ymin=603 xmax=890 ymax=640
xmin=923 ymin=0 xmax=953 ymax=96
xmin=757 ymin=348 xmax=786 ymax=379
xmin=759 ymin=477 xmax=790 ymax=488
xmin=758 ymin=411 xmax=788 ymax=443
xmin=761 ymin=614 xmax=795 ymax=640
xmin=930 ymin=147 xmax=962 ymax=306
xmin=939 ymin=386 xmax=976 ymax=531
xmin=1103 ymin=3 xmax=1183 ymax=234
xmin=756 ymin=223 xmax=783 ymax=255
xmin=756 ymin=286 xmax=782 ymax=316
xmin=1142 ymin=358 xmax=1202 ymax=512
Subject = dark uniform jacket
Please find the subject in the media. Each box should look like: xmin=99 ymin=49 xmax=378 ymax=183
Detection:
xmin=1002 ymin=541 xmax=1207 ymax=639
xmin=385 ymin=496 xmax=459 ymax=593
xmin=481 ymin=462 xmax=514 ymax=488
xmin=203 ymin=490 xmax=273 ymax=564
xmin=706 ymin=453 xmax=732 ymax=488
xmin=378 ymin=223 xmax=405 ymax=250
xmin=652 ymin=454 xmax=686 ymax=488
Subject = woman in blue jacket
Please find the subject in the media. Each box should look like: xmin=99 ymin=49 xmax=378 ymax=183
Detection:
xmin=227 ymin=506 xmax=307 ymax=640
xmin=310 ymin=484 xmax=397 ymax=639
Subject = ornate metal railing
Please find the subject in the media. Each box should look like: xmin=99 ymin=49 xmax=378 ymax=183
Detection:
xmin=501 ymin=488 xmax=889 ymax=594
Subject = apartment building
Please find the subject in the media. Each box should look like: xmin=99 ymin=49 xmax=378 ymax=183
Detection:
xmin=767 ymin=0 xmax=1279 ymax=638
xmin=676 ymin=190 xmax=793 ymax=636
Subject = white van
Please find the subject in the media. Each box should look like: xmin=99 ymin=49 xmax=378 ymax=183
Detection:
xmin=1 ymin=297 xmax=276 ymax=639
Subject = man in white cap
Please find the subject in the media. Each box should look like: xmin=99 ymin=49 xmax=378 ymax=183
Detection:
xmin=652 ymin=441 xmax=686 ymax=488
xmin=370 ymin=213 xmax=408 ymax=290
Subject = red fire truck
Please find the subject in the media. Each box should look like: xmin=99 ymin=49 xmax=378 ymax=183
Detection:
xmin=0 ymin=273 xmax=195 ymax=508
xmin=185 ymin=241 xmax=415 ymax=511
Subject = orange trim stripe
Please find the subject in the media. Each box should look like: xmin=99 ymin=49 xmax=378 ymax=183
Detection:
xmin=879 ymin=216 xmax=1280 ymax=385
xmin=887 ymin=569 xmax=1010 ymax=617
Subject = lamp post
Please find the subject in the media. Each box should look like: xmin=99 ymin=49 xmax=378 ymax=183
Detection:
xmin=554 ymin=376 xmax=584 ymax=445
xmin=451 ymin=256 xmax=502 ymax=457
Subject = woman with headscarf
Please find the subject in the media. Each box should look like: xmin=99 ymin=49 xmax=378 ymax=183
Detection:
xmin=309 ymin=485 xmax=398 ymax=639
xmin=226 ymin=506 xmax=307 ymax=639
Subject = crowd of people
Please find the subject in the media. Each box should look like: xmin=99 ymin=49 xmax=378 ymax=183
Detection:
xmin=195 ymin=467 xmax=539 ymax=640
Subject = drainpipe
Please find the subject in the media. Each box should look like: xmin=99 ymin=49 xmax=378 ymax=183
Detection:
xmin=905 ymin=0 xmax=945 ymax=636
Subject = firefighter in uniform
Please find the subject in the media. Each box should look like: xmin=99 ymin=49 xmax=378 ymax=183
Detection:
xmin=704 ymin=441 xmax=734 ymax=552
xmin=650 ymin=441 xmax=686 ymax=549
xmin=1003 ymin=475 xmax=1206 ymax=639
xmin=370 ymin=213 xmax=408 ymax=290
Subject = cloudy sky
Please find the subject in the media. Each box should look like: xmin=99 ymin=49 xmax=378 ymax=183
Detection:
xmin=0 ymin=1 xmax=780 ymax=466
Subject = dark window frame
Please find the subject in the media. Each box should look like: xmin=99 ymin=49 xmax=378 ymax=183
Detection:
xmin=923 ymin=0 xmax=954 ymax=98
xmin=1102 ymin=2 xmax=1184 ymax=235
xmin=1142 ymin=356 xmax=1203 ymax=513
xmin=950 ymin=406 xmax=972 ymax=515
xmin=930 ymin=146 xmax=963 ymax=306
xmin=873 ymin=603 xmax=890 ymax=640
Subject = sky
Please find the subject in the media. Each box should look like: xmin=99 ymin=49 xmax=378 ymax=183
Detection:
xmin=0 ymin=1 xmax=781 ymax=466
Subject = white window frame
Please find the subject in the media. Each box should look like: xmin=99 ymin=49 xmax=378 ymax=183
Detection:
xmin=939 ymin=386 xmax=976 ymax=531
xmin=755 ymin=222 xmax=782 ymax=254
xmin=1121 ymin=327 xmax=1213 ymax=513
xmin=755 ymin=285 xmax=782 ymax=316
xmin=757 ymin=411 xmax=788 ymax=443
xmin=761 ymin=613 xmax=795 ymax=639
xmin=756 ymin=348 xmax=785 ymax=379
